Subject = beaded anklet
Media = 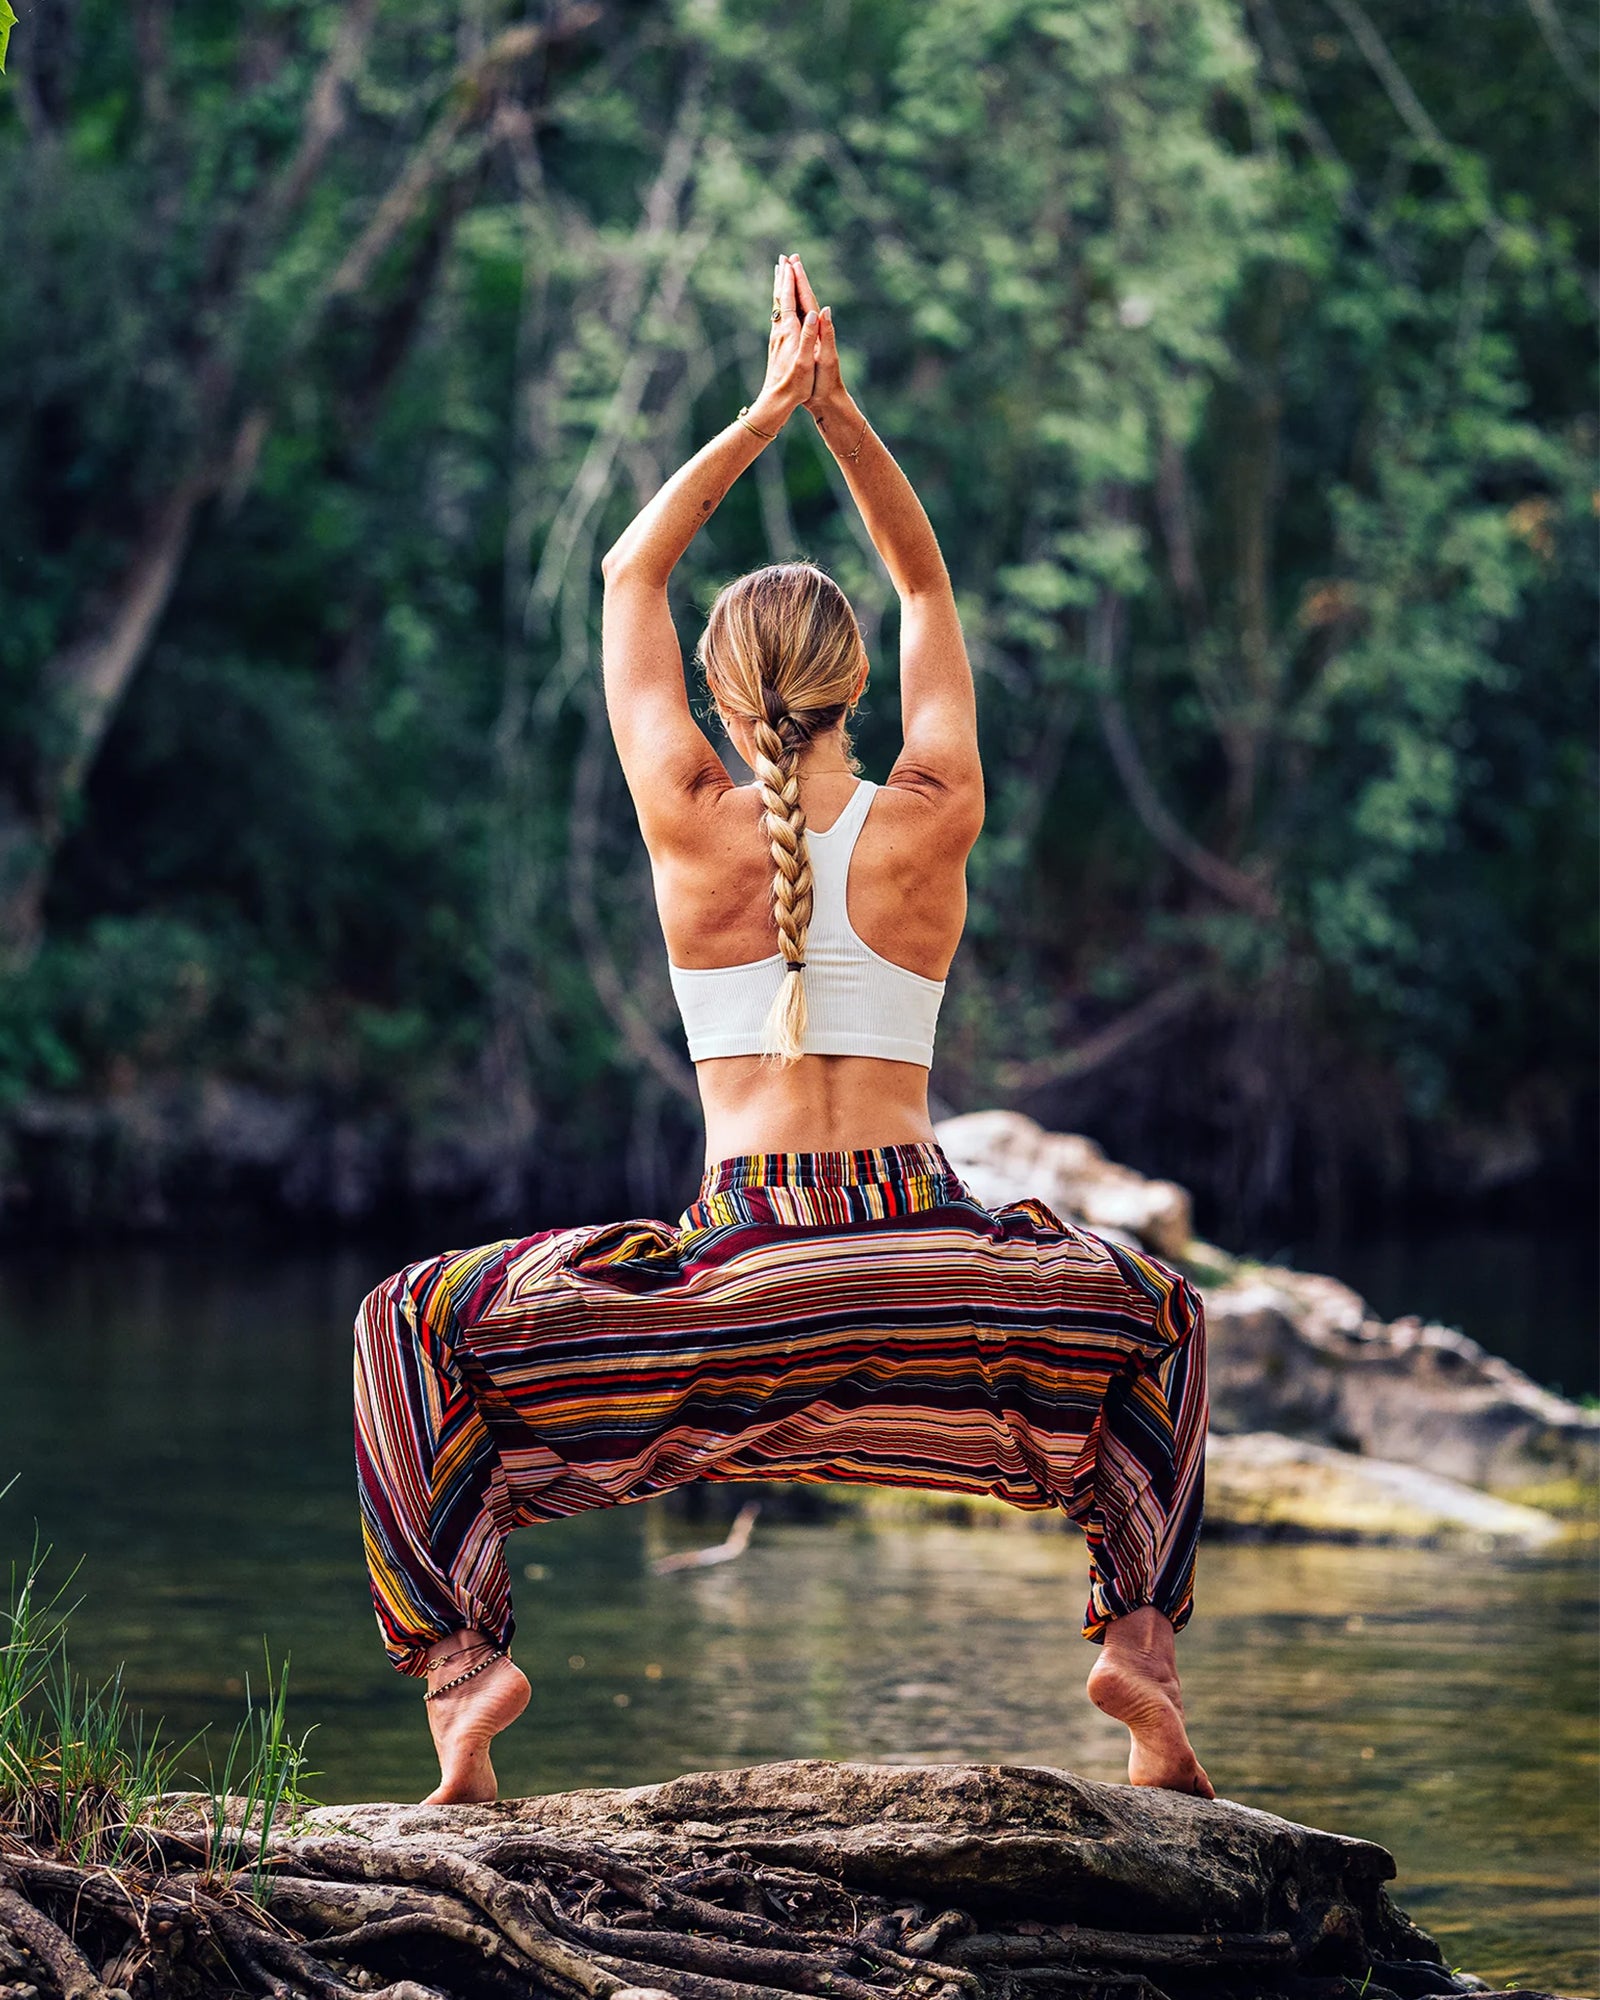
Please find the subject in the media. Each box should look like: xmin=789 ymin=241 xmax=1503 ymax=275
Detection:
xmin=423 ymin=1646 xmax=505 ymax=1702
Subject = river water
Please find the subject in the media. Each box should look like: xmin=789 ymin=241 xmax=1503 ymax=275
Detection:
xmin=1 ymin=1244 xmax=1595 ymax=1994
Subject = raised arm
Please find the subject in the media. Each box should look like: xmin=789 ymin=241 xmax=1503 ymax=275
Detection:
xmin=600 ymin=261 xmax=820 ymax=848
xmin=787 ymin=256 xmax=982 ymax=828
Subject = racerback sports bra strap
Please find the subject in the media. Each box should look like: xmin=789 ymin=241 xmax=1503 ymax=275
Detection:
xmin=667 ymin=780 xmax=945 ymax=1068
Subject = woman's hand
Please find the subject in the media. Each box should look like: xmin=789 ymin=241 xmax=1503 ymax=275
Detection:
xmin=786 ymin=253 xmax=857 ymax=439
xmin=749 ymin=255 xmax=820 ymax=432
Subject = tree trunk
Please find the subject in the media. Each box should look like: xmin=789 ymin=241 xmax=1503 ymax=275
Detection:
xmin=0 ymin=6 xmax=600 ymax=976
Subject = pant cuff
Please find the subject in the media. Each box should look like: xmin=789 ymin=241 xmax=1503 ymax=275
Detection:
xmin=383 ymin=1601 xmax=517 ymax=1679
xmin=1081 ymin=1591 xmax=1192 ymax=1645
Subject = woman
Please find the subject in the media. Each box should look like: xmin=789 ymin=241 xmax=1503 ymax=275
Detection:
xmin=355 ymin=254 xmax=1211 ymax=1807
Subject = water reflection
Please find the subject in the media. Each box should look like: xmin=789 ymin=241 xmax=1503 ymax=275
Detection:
xmin=0 ymin=1247 xmax=1594 ymax=1993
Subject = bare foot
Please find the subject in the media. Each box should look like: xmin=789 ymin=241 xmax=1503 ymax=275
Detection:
xmin=421 ymin=1632 xmax=531 ymax=1805
xmin=1086 ymin=1607 xmax=1215 ymax=1798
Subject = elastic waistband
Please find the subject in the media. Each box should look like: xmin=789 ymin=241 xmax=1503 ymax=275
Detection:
xmin=676 ymin=1144 xmax=964 ymax=1232
xmin=698 ymin=1141 xmax=953 ymax=1203
xmin=682 ymin=1141 xmax=961 ymax=1233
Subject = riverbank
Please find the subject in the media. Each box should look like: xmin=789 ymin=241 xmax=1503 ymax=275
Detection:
xmin=4 ymin=1074 xmax=1593 ymax=1258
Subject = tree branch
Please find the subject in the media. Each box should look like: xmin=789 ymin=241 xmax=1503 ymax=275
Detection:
xmin=275 ymin=1836 xmax=620 ymax=1999
xmin=132 ymin=0 xmax=173 ymax=131
xmin=1245 ymin=0 xmax=1405 ymax=276
xmin=1153 ymin=432 xmax=1207 ymax=645
xmin=1097 ymin=681 xmax=1278 ymax=918
xmin=307 ymin=11 xmax=596 ymax=322
xmin=262 ymin=0 xmax=382 ymax=235
xmin=996 ymin=979 xmax=1204 ymax=1094
xmin=522 ymin=61 xmax=708 ymax=640
xmin=1522 ymin=0 xmax=1600 ymax=107
xmin=1318 ymin=0 xmax=1450 ymax=156
xmin=756 ymin=445 xmax=800 ymax=562
xmin=1319 ymin=0 xmax=1510 ymax=248
xmin=0 ymin=1878 xmax=112 ymax=2000
xmin=568 ymin=686 xmax=700 ymax=1108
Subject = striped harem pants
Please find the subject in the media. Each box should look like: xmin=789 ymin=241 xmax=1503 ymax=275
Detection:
xmin=354 ymin=1142 xmax=1208 ymax=1676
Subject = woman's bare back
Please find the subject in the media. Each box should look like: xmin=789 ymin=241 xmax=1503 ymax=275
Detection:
xmin=649 ymin=758 xmax=974 ymax=1162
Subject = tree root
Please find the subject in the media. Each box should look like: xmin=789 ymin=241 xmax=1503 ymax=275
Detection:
xmin=211 ymin=1903 xmax=448 ymax=2000
xmin=0 ymin=1811 xmax=1493 ymax=2000
xmin=317 ymin=1913 xmax=518 ymax=1966
xmin=560 ymin=1919 xmax=889 ymax=2000
xmin=0 ymin=1882 xmax=113 ymax=2000
xmin=945 ymin=1925 xmax=1298 ymax=1971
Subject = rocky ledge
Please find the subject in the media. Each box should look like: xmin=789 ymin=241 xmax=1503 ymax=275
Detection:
xmin=67 ymin=1761 xmax=1552 ymax=2000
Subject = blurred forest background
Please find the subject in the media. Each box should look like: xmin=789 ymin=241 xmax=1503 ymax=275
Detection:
xmin=1 ymin=0 xmax=1594 ymax=1244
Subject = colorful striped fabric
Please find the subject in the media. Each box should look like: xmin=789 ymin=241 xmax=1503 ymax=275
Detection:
xmin=354 ymin=1141 xmax=1208 ymax=1677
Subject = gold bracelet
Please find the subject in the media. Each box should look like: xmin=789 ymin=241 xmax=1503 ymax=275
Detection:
xmin=737 ymin=405 xmax=779 ymax=443
xmin=838 ymin=413 xmax=870 ymax=463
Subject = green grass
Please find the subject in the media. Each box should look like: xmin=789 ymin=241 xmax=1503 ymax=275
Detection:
xmin=0 ymin=1509 xmax=317 ymax=1891
xmin=196 ymin=1643 xmax=317 ymax=1895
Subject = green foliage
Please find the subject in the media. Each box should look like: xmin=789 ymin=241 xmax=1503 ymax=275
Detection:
xmin=0 ymin=0 xmax=1593 ymax=1231
xmin=0 ymin=1519 xmax=314 ymax=1889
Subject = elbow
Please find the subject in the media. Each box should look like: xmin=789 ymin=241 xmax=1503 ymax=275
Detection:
xmin=950 ymin=771 xmax=986 ymax=848
xmin=942 ymin=757 xmax=987 ymax=846
xmin=601 ymin=541 xmax=662 ymax=591
xmin=601 ymin=531 xmax=645 ymax=584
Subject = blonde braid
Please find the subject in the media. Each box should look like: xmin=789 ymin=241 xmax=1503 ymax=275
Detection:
xmin=751 ymin=710 xmax=813 ymax=1063
xmin=696 ymin=561 xmax=870 ymax=1064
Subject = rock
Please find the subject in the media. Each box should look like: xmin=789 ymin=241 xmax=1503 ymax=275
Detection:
xmin=1201 ymin=1285 xmax=1349 ymax=1439
xmin=937 ymin=1110 xmax=1194 ymax=1259
xmin=1204 ymin=1431 xmax=1567 ymax=1546
xmin=145 ymin=1760 xmax=1539 ymax=1994
xmin=1205 ymin=1279 xmax=1600 ymax=1510
xmin=298 ymin=1758 xmax=1445 ymax=1975
xmin=1255 ymin=1266 xmax=1371 ymax=1345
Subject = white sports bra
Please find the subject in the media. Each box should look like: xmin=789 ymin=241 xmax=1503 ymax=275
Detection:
xmin=667 ymin=780 xmax=945 ymax=1068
